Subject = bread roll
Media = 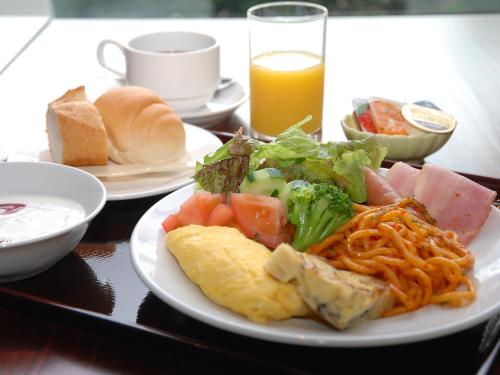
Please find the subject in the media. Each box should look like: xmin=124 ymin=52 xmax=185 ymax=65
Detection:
xmin=50 ymin=85 xmax=88 ymax=103
xmin=95 ymin=86 xmax=185 ymax=164
xmin=46 ymin=86 xmax=108 ymax=166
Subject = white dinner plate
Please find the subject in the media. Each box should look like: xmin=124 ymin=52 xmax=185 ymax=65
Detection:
xmin=8 ymin=124 xmax=222 ymax=201
xmin=130 ymin=183 xmax=500 ymax=347
xmin=177 ymin=81 xmax=248 ymax=128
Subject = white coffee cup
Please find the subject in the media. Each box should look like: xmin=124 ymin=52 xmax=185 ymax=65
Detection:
xmin=97 ymin=31 xmax=220 ymax=111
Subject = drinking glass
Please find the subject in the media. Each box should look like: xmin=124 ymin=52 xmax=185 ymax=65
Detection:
xmin=248 ymin=1 xmax=328 ymax=140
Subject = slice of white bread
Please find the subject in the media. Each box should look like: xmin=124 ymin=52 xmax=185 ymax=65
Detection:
xmin=46 ymin=86 xmax=108 ymax=166
xmin=95 ymin=86 xmax=185 ymax=164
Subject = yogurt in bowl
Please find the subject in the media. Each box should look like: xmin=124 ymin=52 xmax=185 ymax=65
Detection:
xmin=0 ymin=162 xmax=106 ymax=282
xmin=0 ymin=196 xmax=85 ymax=247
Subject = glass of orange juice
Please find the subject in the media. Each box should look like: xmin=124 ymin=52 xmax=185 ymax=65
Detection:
xmin=248 ymin=2 xmax=327 ymax=140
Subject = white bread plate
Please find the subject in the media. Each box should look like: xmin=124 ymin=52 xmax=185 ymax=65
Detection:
xmin=43 ymin=85 xmax=224 ymax=201
xmin=341 ymin=114 xmax=454 ymax=161
xmin=0 ymin=162 xmax=106 ymax=282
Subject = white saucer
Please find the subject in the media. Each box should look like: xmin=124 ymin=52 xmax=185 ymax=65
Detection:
xmin=88 ymin=76 xmax=248 ymax=128
xmin=177 ymin=81 xmax=248 ymax=128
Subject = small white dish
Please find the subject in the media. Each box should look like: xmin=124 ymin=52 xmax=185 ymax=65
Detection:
xmin=341 ymin=114 xmax=454 ymax=161
xmin=177 ymin=81 xmax=248 ymax=127
xmin=130 ymin=183 xmax=500 ymax=347
xmin=0 ymin=162 xmax=106 ymax=282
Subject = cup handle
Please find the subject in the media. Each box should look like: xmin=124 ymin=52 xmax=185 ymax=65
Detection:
xmin=96 ymin=39 xmax=126 ymax=78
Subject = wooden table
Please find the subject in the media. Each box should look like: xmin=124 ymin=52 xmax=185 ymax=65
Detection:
xmin=0 ymin=15 xmax=499 ymax=374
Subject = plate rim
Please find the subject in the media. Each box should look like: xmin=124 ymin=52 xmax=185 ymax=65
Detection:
xmin=104 ymin=123 xmax=221 ymax=201
xmin=178 ymin=81 xmax=248 ymax=121
xmin=130 ymin=183 xmax=500 ymax=347
xmin=7 ymin=123 xmax=223 ymax=202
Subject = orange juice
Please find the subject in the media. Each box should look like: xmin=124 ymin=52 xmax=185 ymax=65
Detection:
xmin=250 ymin=51 xmax=325 ymax=137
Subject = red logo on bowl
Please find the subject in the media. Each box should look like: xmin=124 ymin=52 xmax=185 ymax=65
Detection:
xmin=0 ymin=203 xmax=26 ymax=215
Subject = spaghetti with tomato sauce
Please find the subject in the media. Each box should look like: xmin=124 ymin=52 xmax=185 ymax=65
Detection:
xmin=307 ymin=198 xmax=475 ymax=317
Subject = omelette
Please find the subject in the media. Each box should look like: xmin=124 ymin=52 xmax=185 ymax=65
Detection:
xmin=166 ymin=225 xmax=310 ymax=323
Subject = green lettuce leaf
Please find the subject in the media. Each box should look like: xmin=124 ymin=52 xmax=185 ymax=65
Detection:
xmin=194 ymin=155 xmax=250 ymax=193
xmin=195 ymin=129 xmax=261 ymax=173
xmin=331 ymin=150 xmax=371 ymax=203
xmin=195 ymin=138 xmax=233 ymax=175
xmin=320 ymin=137 xmax=387 ymax=170
xmin=262 ymin=158 xmax=336 ymax=183
xmin=249 ymin=116 xmax=320 ymax=170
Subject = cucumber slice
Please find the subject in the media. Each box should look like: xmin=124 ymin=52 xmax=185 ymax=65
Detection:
xmin=287 ymin=180 xmax=309 ymax=190
xmin=239 ymin=168 xmax=287 ymax=198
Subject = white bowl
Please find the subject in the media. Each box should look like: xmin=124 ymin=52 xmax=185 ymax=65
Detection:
xmin=341 ymin=114 xmax=454 ymax=161
xmin=0 ymin=162 xmax=106 ymax=282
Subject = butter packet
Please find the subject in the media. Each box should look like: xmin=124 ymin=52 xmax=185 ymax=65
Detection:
xmin=402 ymin=102 xmax=456 ymax=134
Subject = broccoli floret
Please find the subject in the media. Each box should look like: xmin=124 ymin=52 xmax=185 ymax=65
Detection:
xmin=287 ymin=183 xmax=355 ymax=252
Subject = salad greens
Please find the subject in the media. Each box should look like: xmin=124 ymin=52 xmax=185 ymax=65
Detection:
xmin=194 ymin=129 xmax=259 ymax=193
xmin=287 ymin=183 xmax=355 ymax=252
xmin=194 ymin=118 xmax=387 ymax=203
xmin=248 ymin=116 xmax=320 ymax=169
xmin=194 ymin=155 xmax=250 ymax=193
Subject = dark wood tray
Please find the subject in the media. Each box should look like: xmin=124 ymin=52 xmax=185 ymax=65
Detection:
xmin=1 ymin=161 xmax=499 ymax=374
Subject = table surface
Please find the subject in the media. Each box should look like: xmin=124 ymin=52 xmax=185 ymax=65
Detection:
xmin=0 ymin=15 xmax=51 ymax=75
xmin=0 ymin=15 xmax=500 ymax=374
xmin=1 ymin=15 xmax=500 ymax=177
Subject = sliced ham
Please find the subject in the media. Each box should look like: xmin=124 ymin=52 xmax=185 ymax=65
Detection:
xmin=414 ymin=164 xmax=496 ymax=245
xmin=365 ymin=167 xmax=402 ymax=206
xmin=386 ymin=161 xmax=420 ymax=197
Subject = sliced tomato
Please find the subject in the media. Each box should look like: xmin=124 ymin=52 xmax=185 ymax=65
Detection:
xmin=162 ymin=213 xmax=182 ymax=233
xmin=230 ymin=193 xmax=287 ymax=249
xmin=207 ymin=203 xmax=234 ymax=226
xmin=178 ymin=192 xmax=224 ymax=226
